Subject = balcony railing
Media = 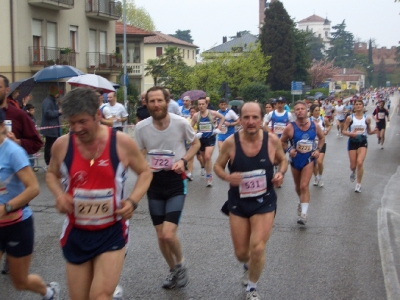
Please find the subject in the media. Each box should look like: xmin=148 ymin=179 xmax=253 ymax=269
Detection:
xmin=28 ymin=0 xmax=74 ymax=10
xmin=86 ymin=0 xmax=122 ymax=21
xmin=29 ymin=46 xmax=76 ymax=67
xmin=86 ymin=52 xmax=143 ymax=75
xmin=126 ymin=63 xmax=144 ymax=76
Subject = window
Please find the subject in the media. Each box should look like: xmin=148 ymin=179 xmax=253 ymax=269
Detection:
xmin=187 ymin=49 xmax=189 ymax=59
xmin=325 ymin=31 xmax=328 ymax=38
xmin=70 ymin=26 xmax=78 ymax=52
xmin=32 ymin=19 xmax=42 ymax=64
xmin=192 ymin=50 xmax=194 ymax=59
xmin=156 ymin=47 xmax=163 ymax=57
xmin=318 ymin=34 xmax=321 ymax=38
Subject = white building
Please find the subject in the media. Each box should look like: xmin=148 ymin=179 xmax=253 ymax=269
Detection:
xmin=297 ymin=14 xmax=331 ymax=51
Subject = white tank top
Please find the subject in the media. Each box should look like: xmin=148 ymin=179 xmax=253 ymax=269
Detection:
xmin=350 ymin=114 xmax=367 ymax=136
xmin=311 ymin=116 xmax=327 ymax=145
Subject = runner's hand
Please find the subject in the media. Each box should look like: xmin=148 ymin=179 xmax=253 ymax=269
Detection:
xmin=55 ymin=193 xmax=74 ymax=214
xmin=196 ymin=132 xmax=203 ymax=139
xmin=289 ymin=148 xmax=297 ymax=158
xmin=115 ymin=200 xmax=134 ymax=220
xmin=271 ymin=172 xmax=284 ymax=187
xmin=171 ymin=160 xmax=185 ymax=174
xmin=225 ymin=172 xmax=242 ymax=186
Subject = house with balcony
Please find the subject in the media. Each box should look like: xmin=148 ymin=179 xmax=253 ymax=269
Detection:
xmin=143 ymin=32 xmax=198 ymax=91
xmin=329 ymin=68 xmax=366 ymax=93
xmin=0 ymin=0 xmax=121 ymax=119
xmin=115 ymin=22 xmax=155 ymax=93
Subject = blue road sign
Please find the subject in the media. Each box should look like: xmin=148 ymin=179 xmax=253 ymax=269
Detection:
xmin=291 ymin=81 xmax=303 ymax=95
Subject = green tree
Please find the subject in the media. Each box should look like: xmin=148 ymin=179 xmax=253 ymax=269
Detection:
xmin=239 ymin=83 xmax=269 ymax=103
xmin=325 ymin=20 xmax=355 ymax=68
xmin=260 ymin=1 xmax=295 ymax=90
xmin=292 ymin=27 xmax=312 ymax=83
xmin=305 ymin=29 xmax=325 ymax=60
xmin=377 ymin=57 xmax=387 ymax=87
xmin=169 ymin=30 xmax=194 ymax=44
xmin=124 ymin=0 xmax=155 ymax=31
xmin=144 ymin=59 xmax=163 ymax=86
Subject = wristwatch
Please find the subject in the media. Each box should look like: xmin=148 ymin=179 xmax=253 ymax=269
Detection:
xmin=181 ymin=158 xmax=188 ymax=170
xmin=4 ymin=203 xmax=13 ymax=213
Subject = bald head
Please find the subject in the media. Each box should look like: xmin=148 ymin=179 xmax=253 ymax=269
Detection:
xmin=239 ymin=102 xmax=263 ymax=119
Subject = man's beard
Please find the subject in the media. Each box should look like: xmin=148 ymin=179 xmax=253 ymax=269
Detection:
xmin=150 ymin=107 xmax=168 ymax=120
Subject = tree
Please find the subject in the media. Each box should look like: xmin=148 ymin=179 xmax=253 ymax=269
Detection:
xmin=377 ymin=58 xmax=387 ymax=87
xmin=305 ymin=29 xmax=325 ymax=61
xmin=144 ymin=59 xmax=163 ymax=86
xmin=169 ymin=30 xmax=194 ymax=44
xmin=292 ymin=28 xmax=312 ymax=84
xmin=326 ymin=20 xmax=356 ymax=68
xmin=260 ymin=1 xmax=295 ymax=90
xmin=395 ymin=45 xmax=400 ymax=66
xmin=308 ymin=58 xmax=339 ymax=89
xmin=123 ymin=0 xmax=155 ymax=31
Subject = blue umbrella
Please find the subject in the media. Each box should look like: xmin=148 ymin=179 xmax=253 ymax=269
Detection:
xmin=33 ymin=65 xmax=84 ymax=82
xmin=7 ymin=77 xmax=35 ymax=102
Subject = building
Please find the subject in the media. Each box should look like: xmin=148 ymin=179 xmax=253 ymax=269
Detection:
xmin=259 ymin=0 xmax=278 ymax=30
xmin=204 ymin=33 xmax=258 ymax=54
xmin=115 ymin=22 xmax=155 ymax=93
xmin=297 ymin=14 xmax=331 ymax=51
xmin=1 ymin=0 xmax=122 ymax=120
xmin=143 ymin=31 xmax=198 ymax=91
xmin=329 ymin=68 xmax=365 ymax=93
xmin=354 ymin=42 xmax=398 ymax=74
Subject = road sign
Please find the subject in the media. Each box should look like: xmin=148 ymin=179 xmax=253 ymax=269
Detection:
xmin=291 ymin=81 xmax=303 ymax=95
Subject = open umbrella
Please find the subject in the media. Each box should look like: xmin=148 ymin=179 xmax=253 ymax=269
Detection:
xmin=67 ymin=74 xmax=115 ymax=93
xmin=229 ymin=99 xmax=244 ymax=106
xmin=33 ymin=65 xmax=84 ymax=82
xmin=181 ymin=90 xmax=206 ymax=101
xmin=7 ymin=77 xmax=35 ymax=102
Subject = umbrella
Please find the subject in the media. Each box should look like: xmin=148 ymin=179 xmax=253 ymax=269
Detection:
xmin=67 ymin=74 xmax=115 ymax=93
xmin=7 ymin=77 xmax=35 ymax=102
xmin=181 ymin=90 xmax=206 ymax=101
xmin=229 ymin=99 xmax=244 ymax=106
xmin=33 ymin=65 xmax=84 ymax=82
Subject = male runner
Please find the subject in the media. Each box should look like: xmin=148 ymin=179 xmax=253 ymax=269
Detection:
xmin=214 ymin=102 xmax=287 ymax=300
xmin=135 ymin=86 xmax=200 ymax=289
xmin=335 ymin=99 xmax=345 ymax=137
xmin=372 ymin=99 xmax=390 ymax=149
xmin=180 ymin=96 xmax=192 ymax=118
xmin=280 ymin=101 xmax=325 ymax=225
xmin=107 ymin=91 xmax=128 ymax=131
xmin=46 ymin=87 xmax=153 ymax=300
xmin=191 ymin=98 xmax=225 ymax=187
xmin=263 ymin=96 xmax=293 ymax=135
xmin=322 ymin=99 xmax=334 ymax=124
xmin=217 ymin=98 xmax=239 ymax=150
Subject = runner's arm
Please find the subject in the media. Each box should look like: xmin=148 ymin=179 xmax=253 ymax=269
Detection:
xmin=342 ymin=115 xmax=353 ymax=138
xmin=214 ymin=136 xmax=241 ymax=186
xmin=213 ymin=111 xmax=225 ymax=129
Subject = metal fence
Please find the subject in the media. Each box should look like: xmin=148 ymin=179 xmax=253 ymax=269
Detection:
xmin=85 ymin=0 xmax=122 ymax=18
xmin=48 ymin=0 xmax=74 ymax=5
xmin=29 ymin=46 xmax=76 ymax=67
xmin=86 ymin=52 xmax=122 ymax=70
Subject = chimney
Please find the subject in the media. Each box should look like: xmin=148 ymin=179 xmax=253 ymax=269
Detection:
xmin=237 ymin=32 xmax=241 ymax=38
xmin=223 ymin=36 xmax=227 ymax=43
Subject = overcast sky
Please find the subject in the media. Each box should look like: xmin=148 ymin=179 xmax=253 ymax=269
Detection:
xmin=133 ymin=0 xmax=400 ymax=52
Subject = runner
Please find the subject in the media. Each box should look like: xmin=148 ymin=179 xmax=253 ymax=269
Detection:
xmin=0 ymin=109 xmax=60 ymax=299
xmin=191 ymin=98 xmax=225 ymax=187
xmin=134 ymin=86 xmax=200 ymax=289
xmin=342 ymin=99 xmax=375 ymax=192
xmin=309 ymin=104 xmax=331 ymax=187
xmin=263 ymin=96 xmax=293 ymax=136
xmin=214 ymin=102 xmax=287 ymax=300
xmin=322 ymin=99 xmax=334 ymax=124
xmin=262 ymin=101 xmax=274 ymax=131
xmin=180 ymin=96 xmax=192 ymax=118
xmin=95 ymin=89 xmax=113 ymax=127
xmin=335 ymin=99 xmax=345 ymax=137
xmin=217 ymin=98 xmax=239 ymax=151
xmin=46 ymin=87 xmax=153 ymax=300
xmin=280 ymin=101 xmax=325 ymax=225
xmin=372 ymin=99 xmax=390 ymax=149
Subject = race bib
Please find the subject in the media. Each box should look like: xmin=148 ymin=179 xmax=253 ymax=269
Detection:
xmin=220 ymin=124 xmax=228 ymax=134
xmin=296 ymin=140 xmax=313 ymax=154
xmin=73 ymin=188 xmax=114 ymax=224
xmin=0 ymin=208 xmax=22 ymax=227
xmin=352 ymin=125 xmax=365 ymax=134
xmin=273 ymin=122 xmax=286 ymax=135
xmin=147 ymin=150 xmax=175 ymax=171
xmin=239 ymin=169 xmax=267 ymax=198
xmin=378 ymin=112 xmax=385 ymax=119
xmin=199 ymin=123 xmax=212 ymax=132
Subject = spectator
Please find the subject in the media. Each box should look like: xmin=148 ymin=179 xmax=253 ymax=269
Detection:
xmin=136 ymin=91 xmax=150 ymax=123
xmin=0 ymin=75 xmax=42 ymax=155
xmin=107 ymin=91 xmax=128 ymax=131
xmin=40 ymin=85 xmax=62 ymax=166
xmin=25 ymin=103 xmax=36 ymax=124
xmin=7 ymin=88 xmax=20 ymax=108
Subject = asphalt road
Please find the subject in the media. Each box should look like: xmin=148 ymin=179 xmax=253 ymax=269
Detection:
xmin=1 ymin=93 xmax=400 ymax=300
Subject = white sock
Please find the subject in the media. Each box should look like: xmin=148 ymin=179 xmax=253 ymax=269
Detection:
xmin=301 ymin=203 xmax=309 ymax=215
xmin=43 ymin=287 xmax=54 ymax=300
xmin=246 ymin=280 xmax=257 ymax=292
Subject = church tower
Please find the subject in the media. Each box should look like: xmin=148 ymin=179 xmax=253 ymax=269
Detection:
xmin=259 ymin=0 xmax=277 ymax=30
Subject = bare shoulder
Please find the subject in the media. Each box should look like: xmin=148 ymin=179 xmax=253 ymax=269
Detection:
xmin=52 ymin=134 xmax=69 ymax=153
xmin=267 ymin=132 xmax=279 ymax=144
xmin=116 ymin=131 xmax=136 ymax=149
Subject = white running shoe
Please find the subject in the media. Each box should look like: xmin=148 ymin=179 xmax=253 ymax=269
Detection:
xmin=355 ymin=184 xmax=362 ymax=193
xmin=186 ymin=172 xmax=193 ymax=181
xmin=200 ymin=168 xmax=206 ymax=176
xmin=206 ymin=177 xmax=213 ymax=187
xmin=113 ymin=285 xmax=123 ymax=300
xmin=246 ymin=289 xmax=261 ymax=300
xmin=313 ymin=176 xmax=319 ymax=186
xmin=297 ymin=213 xmax=307 ymax=225
xmin=318 ymin=177 xmax=324 ymax=187
xmin=45 ymin=282 xmax=60 ymax=300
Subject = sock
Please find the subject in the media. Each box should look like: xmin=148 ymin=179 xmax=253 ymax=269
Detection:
xmin=246 ymin=280 xmax=257 ymax=292
xmin=206 ymin=174 xmax=212 ymax=178
xmin=175 ymin=258 xmax=185 ymax=269
xmin=43 ymin=287 xmax=54 ymax=300
xmin=301 ymin=203 xmax=309 ymax=215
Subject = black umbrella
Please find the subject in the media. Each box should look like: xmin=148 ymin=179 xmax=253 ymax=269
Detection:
xmin=7 ymin=77 xmax=35 ymax=103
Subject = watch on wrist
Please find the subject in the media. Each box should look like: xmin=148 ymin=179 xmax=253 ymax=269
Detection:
xmin=181 ymin=158 xmax=188 ymax=170
xmin=126 ymin=198 xmax=138 ymax=211
xmin=4 ymin=203 xmax=13 ymax=213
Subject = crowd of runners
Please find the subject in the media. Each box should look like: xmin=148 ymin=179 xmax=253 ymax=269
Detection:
xmin=0 ymin=75 xmax=397 ymax=300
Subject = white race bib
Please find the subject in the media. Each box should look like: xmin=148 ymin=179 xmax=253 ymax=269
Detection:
xmin=239 ymin=169 xmax=267 ymax=198
xmin=147 ymin=150 xmax=175 ymax=171
xmin=378 ymin=112 xmax=385 ymax=119
xmin=352 ymin=125 xmax=365 ymax=134
xmin=199 ymin=123 xmax=212 ymax=132
xmin=296 ymin=140 xmax=313 ymax=154
xmin=273 ymin=122 xmax=286 ymax=135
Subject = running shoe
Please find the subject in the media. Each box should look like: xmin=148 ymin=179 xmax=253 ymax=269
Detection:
xmin=355 ymin=184 xmax=362 ymax=193
xmin=381 ymin=146 xmax=384 ymax=150
xmin=297 ymin=203 xmax=302 ymax=217
xmin=246 ymin=288 xmax=261 ymax=300
xmin=313 ymin=176 xmax=319 ymax=186
xmin=350 ymin=171 xmax=356 ymax=182
xmin=112 ymin=285 xmax=123 ymax=300
xmin=318 ymin=177 xmax=324 ymax=187
xmin=200 ymin=168 xmax=206 ymax=176
xmin=241 ymin=263 xmax=249 ymax=286
xmin=186 ymin=172 xmax=193 ymax=181
xmin=297 ymin=213 xmax=307 ymax=225
xmin=46 ymin=282 xmax=60 ymax=300
xmin=206 ymin=177 xmax=213 ymax=187
xmin=162 ymin=269 xmax=177 ymax=289
xmin=337 ymin=132 xmax=340 ymax=136
xmin=1 ymin=258 xmax=9 ymax=275
xmin=378 ymin=138 xmax=381 ymax=144
xmin=176 ymin=264 xmax=189 ymax=288
xmin=340 ymin=133 xmax=343 ymax=138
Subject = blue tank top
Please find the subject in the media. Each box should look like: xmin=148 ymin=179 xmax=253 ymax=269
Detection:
xmin=218 ymin=109 xmax=235 ymax=136
xmin=290 ymin=121 xmax=317 ymax=169
xmin=197 ymin=111 xmax=214 ymax=138
xmin=228 ymin=131 xmax=274 ymax=201
xmin=271 ymin=111 xmax=289 ymax=137
xmin=181 ymin=107 xmax=190 ymax=118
